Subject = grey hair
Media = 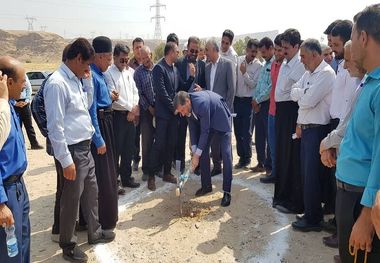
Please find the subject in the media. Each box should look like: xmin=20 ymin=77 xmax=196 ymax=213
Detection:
xmin=206 ymin=38 xmax=219 ymax=52
xmin=174 ymin=91 xmax=190 ymax=109
xmin=301 ymin=38 xmax=322 ymax=55
xmin=320 ymin=43 xmax=330 ymax=51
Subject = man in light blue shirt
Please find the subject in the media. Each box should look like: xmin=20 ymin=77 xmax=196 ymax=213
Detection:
xmin=13 ymin=74 xmax=43 ymax=149
xmin=251 ymin=37 xmax=274 ymax=175
xmin=45 ymin=38 xmax=115 ymax=262
xmin=335 ymin=4 xmax=380 ymax=262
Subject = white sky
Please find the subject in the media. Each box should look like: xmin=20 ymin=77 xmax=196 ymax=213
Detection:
xmin=0 ymin=0 xmax=377 ymax=40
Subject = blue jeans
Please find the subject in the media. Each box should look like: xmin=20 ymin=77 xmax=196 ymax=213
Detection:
xmin=268 ymin=114 xmax=276 ymax=177
xmin=0 ymin=178 xmax=30 ymax=263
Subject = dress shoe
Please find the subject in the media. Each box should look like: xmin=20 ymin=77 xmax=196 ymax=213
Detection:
xmin=250 ymin=164 xmax=265 ymax=173
xmin=234 ymin=160 xmax=249 ymax=169
xmin=88 ymin=230 xmax=115 ymax=245
xmin=260 ymin=175 xmax=276 ymax=184
xmin=333 ymin=255 xmax=341 ymax=263
xmin=122 ymin=177 xmax=140 ymax=188
xmin=323 ymin=233 xmax=338 ymax=248
xmin=275 ymin=204 xmax=293 ymax=214
xmin=142 ymin=173 xmax=149 ymax=181
xmin=132 ymin=160 xmax=139 ymax=171
xmin=195 ymin=186 xmax=212 ymax=196
xmin=31 ymin=144 xmax=44 ymax=150
xmin=147 ymin=176 xmax=156 ymax=191
xmin=292 ymin=218 xmax=323 ymax=232
xmin=63 ymin=246 xmax=88 ymax=263
xmin=117 ymin=186 xmax=126 ymax=195
xmin=163 ymin=173 xmax=177 ymax=184
xmin=211 ymin=167 xmax=222 ymax=177
xmin=221 ymin=192 xmax=231 ymax=207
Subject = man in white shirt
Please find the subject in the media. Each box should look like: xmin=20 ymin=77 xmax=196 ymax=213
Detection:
xmin=0 ymin=71 xmax=10 ymax=150
xmin=220 ymin=29 xmax=238 ymax=68
xmin=273 ymin=29 xmax=306 ymax=214
xmin=290 ymin=39 xmax=335 ymax=232
xmin=105 ymin=44 xmax=140 ymax=189
xmin=233 ymin=39 xmax=262 ymax=169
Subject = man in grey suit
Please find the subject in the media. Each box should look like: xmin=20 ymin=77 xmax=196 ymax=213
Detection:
xmin=203 ymin=39 xmax=236 ymax=176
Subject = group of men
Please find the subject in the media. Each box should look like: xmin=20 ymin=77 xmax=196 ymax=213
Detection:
xmin=1 ymin=3 xmax=380 ymax=263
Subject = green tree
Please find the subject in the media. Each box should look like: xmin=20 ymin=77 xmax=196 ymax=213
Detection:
xmin=233 ymin=36 xmax=251 ymax=56
xmin=153 ymin=42 xmax=165 ymax=62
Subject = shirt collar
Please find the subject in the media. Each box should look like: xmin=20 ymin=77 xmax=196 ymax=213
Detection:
xmin=61 ymin=63 xmax=77 ymax=80
xmin=285 ymin=54 xmax=300 ymax=67
xmin=366 ymin=66 xmax=380 ymax=80
xmin=91 ymin=63 xmax=103 ymax=76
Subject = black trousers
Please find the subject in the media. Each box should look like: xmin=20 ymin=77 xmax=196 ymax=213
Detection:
xmin=149 ymin=116 xmax=177 ymax=176
xmin=254 ymin=100 xmax=271 ymax=169
xmin=14 ymin=103 xmax=39 ymax=147
xmin=273 ymin=101 xmax=303 ymax=213
xmin=52 ymin=157 xmax=64 ymax=235
xmin=140 ymin=109 xmax=155 ymax=175
xmin=113 ymin=111 xmax=136 ymax=185
xmin=233 ymin=97 xmax=252 ymax=163
xmin=336 ymin=187 xmax=380 ymax=262
xmin=301 ymin=125 xmax=330 ymax=224
xmin=175 ymin=116 xmax=188 ymax=170
xmin=91 ymin=111 xmax=118 ymax=230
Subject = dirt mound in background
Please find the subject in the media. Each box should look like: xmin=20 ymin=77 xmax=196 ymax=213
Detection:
xmin=0 ymin=29 xmax=67 ymax=63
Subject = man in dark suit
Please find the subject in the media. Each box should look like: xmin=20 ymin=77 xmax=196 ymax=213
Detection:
xmin=204 ymin=39 xmax=236 ymax=177
xmin=174 ymin=90 xmax=233 ymax=207
xmin=147 ymin=42 xmax=179 ymax=191
xmin=175 ymin=36 xmax=206 ymax=172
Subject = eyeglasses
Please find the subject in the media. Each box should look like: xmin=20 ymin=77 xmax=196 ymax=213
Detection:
xmin=189 ymin=49 xmax=199 ymax=54
xmin=119 ymin=58 xmax=129 ymax=64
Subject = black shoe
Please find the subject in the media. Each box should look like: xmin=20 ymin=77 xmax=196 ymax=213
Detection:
xmin=260 ymin=175 xmax=276 ymax=184
xmin=31 ymin=144 xmax=44 ymax=150
xmin=195 ymin=186 xmax=212 ymax=196
xmin=211 ymin=167 xmax=222 ymax=177
xmin=292 ymin=218 xmax=323 ymax=232
xmin=88 ymin=231 xmax=116 ymax=245
xmin=275 ymin=204 xmax=293 ymax=214
xmin=117 ymin=186 xmax=126 ymax=195
xmin=323 ymin=233 xmax=338 ymax=248
xmin=132 ymin=161 xmax=139 ymax=171
xmin=234 ymin=161 xmax=249 ymax=169
xmin=63 ymin=246 xmax=88 ymax=263
xmin=221 ymin=192 xmax=231 ymax=207
xmin=122 ymin=177 xmax=140 ymax=188
xmin=250 ymin=164 xmax=265 ymax=173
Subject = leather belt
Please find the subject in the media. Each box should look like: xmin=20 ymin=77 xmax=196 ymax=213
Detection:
xmin=3 ymin=174 xmax=22 ymax=186
xmin=299 ymin=123 xmax=322 ymax=130
xmin=114 ymin=110 xmax=130 ymax=115
xmin=336 ymin=179 xmax=364 ymax=193
xmin=69 ymin=139 xmax=91 ymax=148
xmin=98 ymin=107 xmax=113 ymax=113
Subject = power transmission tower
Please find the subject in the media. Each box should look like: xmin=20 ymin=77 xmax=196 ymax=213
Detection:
xmin=25 ymin=16 xmax=37 ymax=31
xmin=40 ymin=26 xmax=47 ymax=32
xmin=150 ymin=0 xmax=166 ymax=40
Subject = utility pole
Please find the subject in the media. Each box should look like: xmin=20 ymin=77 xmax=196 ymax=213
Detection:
xmin=25 ymin=16 xmax=37 ymax=31
xmin=150 ymin=0 xmax=166 ymax=40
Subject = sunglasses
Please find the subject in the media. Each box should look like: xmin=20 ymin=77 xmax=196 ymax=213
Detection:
xmin=119 ymin=58 xmax=129 ymax=64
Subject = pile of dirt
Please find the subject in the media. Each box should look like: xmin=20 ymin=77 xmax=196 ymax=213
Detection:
xmin=0 ymin=29 xmax=67 ymax=64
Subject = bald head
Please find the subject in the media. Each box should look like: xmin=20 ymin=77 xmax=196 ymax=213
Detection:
xmin=140 ymin=46 xmax=151 ymax=56
xmin=0 ymin=56 xmax=26 ymax=100
xmin=140 ymin=46 xmax=153 ymax=69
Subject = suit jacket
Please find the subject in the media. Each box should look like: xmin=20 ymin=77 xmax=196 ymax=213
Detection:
xmin=175 ymin=56 xmax=206 ymax=93
xmin=152 ymin=58 xmax=178 ymax=120
xmin=205 ymin=56 xmax=236 ymax=112
xmin=188 ymin=91 xmax=231 ymax=153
